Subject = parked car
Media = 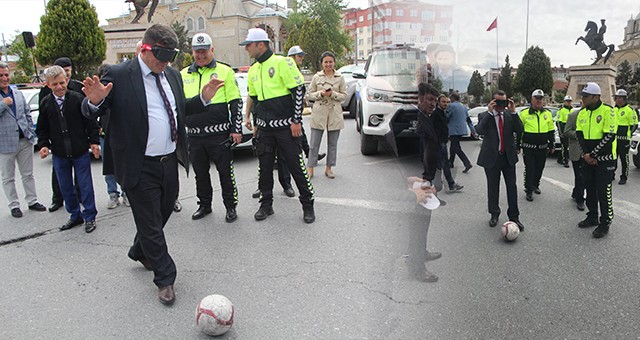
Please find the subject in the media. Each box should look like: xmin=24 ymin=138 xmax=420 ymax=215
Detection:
xmin=336 ymin=64 xmax=365 ymax=118
xmin=466 ymin=106 xmax=487 ymax=138
xmin=19 ymin=88 xmax=41 ymax=129
xmin=233 ymin=73 xmax=255 ymax=149
xmin=630 ymin=127 xmax=640 ymax=168
xmin=353 ymin=44 xmax=431 ymax=155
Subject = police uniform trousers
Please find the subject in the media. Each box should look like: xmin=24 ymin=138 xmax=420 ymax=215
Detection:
xmin=188 ymin=134 xmax=237 ymax=210
xmin=257 ymin=128 xmax=314 ymax=208
xmin=126 ymin=153 xmax=178 ymax=288
xmin=557 ymin=136 xmax=569 ymax=164
xmin=523 ymin=148 xmax=547 ymax=193
xmin=583 ymin=160 xmax=614 ymax=225
xmin=616 ymin=138 xmax=631 ymax=180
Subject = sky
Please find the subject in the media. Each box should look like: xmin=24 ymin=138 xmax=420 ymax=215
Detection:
xmin=2 ymin=0 xmax=640 ymax=83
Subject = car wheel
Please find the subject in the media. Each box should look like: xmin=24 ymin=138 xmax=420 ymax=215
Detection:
xmin=347 ymin=97 xmax=357 ymax=119
xmin=633 ymin=153 xmax=640 ymax=168
xmin=355 ymin=102 xmax=362 ymax=133
xmin=360 ymin=132 xmax=378 ymax=155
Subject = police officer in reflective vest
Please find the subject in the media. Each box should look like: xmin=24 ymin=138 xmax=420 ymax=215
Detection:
xmin=556 ymin=95 xmax=572 ymax=167
xmin=182 ymin=33 xmax=242 ymax=222
xmin=576 ymin=82 xmax=617 ymax=238
xmin=519 ymin=89 xmax=555 ymax=202
xmin=240 ymin=28 xmax=315 ymax=223
xmin=613 ymin=89 xmax=638 ymax=185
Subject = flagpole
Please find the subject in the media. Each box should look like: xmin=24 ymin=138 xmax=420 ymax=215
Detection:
xmin=496 ymin=18 xmax=499 ymax=88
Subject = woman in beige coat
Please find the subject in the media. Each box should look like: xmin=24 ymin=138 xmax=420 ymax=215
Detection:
xmin=306 ymin=52 xmax=346 ymax=178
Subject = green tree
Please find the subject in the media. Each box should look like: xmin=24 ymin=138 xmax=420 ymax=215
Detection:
xmin=432 ymin=77 xmax=443 ymax=93
xmin=467 ymin=70 xmax=484 ymax=103
xmin=554 ymin=88 xmax=567 ymax=103
xmin=285 ymin=0 xmax=352 ymax=70
xmin=616 ymin=60 xmax=633 ymax=87
xmin=499 ymin=55 xmax=514 ymax=97
xmin=170 ymin=21 xmax=190 ymax=70
xmin=34 ymin=0 xmax=106 ymax=79
xmin=7 ymin=32 xmax=35 ymax=79
xmin=513 ymin=46 xmax=553 ymax=100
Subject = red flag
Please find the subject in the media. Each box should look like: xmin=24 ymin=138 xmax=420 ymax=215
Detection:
xmin=486 ymin=17 xmax=497 ymax=31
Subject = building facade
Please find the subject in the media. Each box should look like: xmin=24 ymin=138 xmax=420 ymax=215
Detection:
xmin=103 ymin=0 xmax=288 ymax=67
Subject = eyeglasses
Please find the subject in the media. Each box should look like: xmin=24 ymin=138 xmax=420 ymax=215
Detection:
xmin=141 ymin=43 xmax=179 ymax=63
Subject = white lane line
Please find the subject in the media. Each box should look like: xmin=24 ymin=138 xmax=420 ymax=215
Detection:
xmin=542 ymin=176 xmax=640 ymax=221
xmin=313 ymin=196 xmax=413 ymax=213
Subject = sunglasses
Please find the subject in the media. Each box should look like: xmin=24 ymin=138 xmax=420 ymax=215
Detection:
xmin=141 ymin=44 xmax=179 ymax=63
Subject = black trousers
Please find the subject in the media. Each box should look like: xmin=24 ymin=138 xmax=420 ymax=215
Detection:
xmin=257 ymin=128 xmax=314 ymax=208
xmin=616 ymin=139 xmax=630 ymax=180
xmin=126 ymin=153 xmax=178 ymax=288
xmin=51 ymin=165 xmax=80 ymax=204
xmin=571 ymin=159 xmax=586 ymax=203
xmin=583 ymin=160 xmax=615 ymax=225
xmin=449 ymin=135 xmax=471 ymax=167
xmin=484 ymin=153 xmax=519 ymax=220
xmin=438 ymin=142 xmax=455 ymax=188
xmin=189 ymin=135 xmax=237 ymax=210
xmin=523 ymin=148 xmax=547 ymax=193
xmin=421 ymin=142 xmax=439 ymax=182
xmin=557 ymin=137 xmax=569 ymax=163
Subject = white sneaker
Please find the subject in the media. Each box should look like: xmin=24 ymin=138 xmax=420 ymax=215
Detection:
xmin=107 ymin=193 xmax=120 ymax=209
xmin=122 ymin=193 xmax=130 ymax=207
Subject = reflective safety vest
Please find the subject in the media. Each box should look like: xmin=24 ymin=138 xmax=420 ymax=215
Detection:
xmin=614 ymin=104 xmax=638 ymax=139
xmin=576 ymin=102 xmax=617 ymax=159
xmin=519 ymin=107 xmax=555 ymax=147
xmin=181 ymin=60 xmax=242 ymax=136
xmin=248 ymin=54 xmax=304 ymax=129
xmin=556 ymin=106 xmax=570 ymax=124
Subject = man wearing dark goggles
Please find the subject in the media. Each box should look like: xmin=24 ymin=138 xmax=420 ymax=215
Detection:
xmin=140 ymin=43 xmax=179 ymax=63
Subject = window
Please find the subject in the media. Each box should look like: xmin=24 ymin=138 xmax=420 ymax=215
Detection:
xmin=385 ymin=8 xmax=392 ymax=16
xmin=422 ymin=10 xmax=435 ymax=20
xmin=367 ymin=37 xmax=372 ymax=44
xmin=409 ymin=35 xmax=416 ymax=42
xmin=394 ymin=63 xmax=401 ymax=70
xmin=359 ymin=27 xmax=363 ymax=34
xmin=410 ymin=9 xmax=418 ymax=17
xmin=367 ymin=13 xmax=372 ymax=20
xmin=186 ymin=17 xmax=194 ymax=32
xmin=396 ymin=9 xmax=403 ymax=16
xmin=395 ymin=34 xmax=402 ymax=42
xmin=409 ymin=23 xmax=417 ymax=30
xmin=197 ymin=17 xmax=205 ymax=31
xmin=358 ymin=39 xmax=363 ymax=46
xmin=359 ymin=50 xmax=364 ymax=58
xmin=359 ymin=15 xmax=364 ymax=22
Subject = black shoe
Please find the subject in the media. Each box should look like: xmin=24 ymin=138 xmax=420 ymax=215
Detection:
xmin=191 ymin=205 xmax=212 ymax=220
xmin=489 ymin=216 xmax=498 ymax=227
xmin=577 ymin=202 xmax=585 ymax=211
xmin=534 ymin=187 xmax=541 ymax=194
xmin=28 ymin=202 xmax=47 ymax=211
xmin=619 ymin=177 xmax=627 ymax=185
xmin=252 ymin=189 xmax=261 ymax=199
xmin=317 ymin=153 xmax=326 ymax=161
xmin=284 ymin=188 xmax=296 ymax=197
xmin=526 ymin=192 xmax=533 ymax=201
xmin=254 ymin=205 xmax=274 ymax=221
xmin=225 ymin=208 xmax=237 ymax=223
xmin=578 ymin=218 xmax=598 ymax=228
xmin=592 ymin=224 xmax=610 ymax=238
xmin=84 ymin=220 xmax=96 ymax=233
xmin=303 ymin=206 xmax=315 ymax=224
xmin=10 ymin=208 xmax=23 ymax=218
xmin=60 ymin=218 xmax=84 ymax=231
xmin=510 ymin=219 xmax=525 ymax=231
xmin=48 ymin=201 xmax=63 ymax=212
xmin=462 ymin=164 xmax=473 ymax=173
xmin=173 ymin=200 xmax=182 ymax=212
xmin=563 ymin=162 xmax=570 ymax=168
xmin=448 ymin=183 xmax=464 ymax=192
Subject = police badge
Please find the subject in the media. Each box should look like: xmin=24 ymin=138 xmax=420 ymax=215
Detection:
xmin=596 ymin=115 xmax=602 ymax=123
xmin=210 ymin=73 xmax=218 ymax=79
xmin=544 ymin=114 xmax=548 ymax=120
xmin=269 ymin=67 xmax=275 ymax=78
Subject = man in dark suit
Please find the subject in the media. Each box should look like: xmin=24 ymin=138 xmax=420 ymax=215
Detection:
xmin=39 ymin=57 xmax=84 ymax=213
xmin=81 ymin=24 xmax=223 ymax=305
xmin=475 ymin=90 xmax=525 ymax=230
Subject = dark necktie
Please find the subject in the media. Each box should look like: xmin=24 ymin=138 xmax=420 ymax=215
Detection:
xmin=150 ymin=72 xmax=177 ymax=142
xmin=56 ymin=96 xmax=64 ymax=112
xmin=498 ymin=113 xmax=504 ymax=153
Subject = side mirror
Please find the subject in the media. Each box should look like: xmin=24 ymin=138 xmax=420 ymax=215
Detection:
xmin=352 ymin=72 xmax=366 ymax=79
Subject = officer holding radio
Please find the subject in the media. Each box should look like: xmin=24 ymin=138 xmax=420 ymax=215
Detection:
xmin=182 ymin=33 xmax=242 ymax=222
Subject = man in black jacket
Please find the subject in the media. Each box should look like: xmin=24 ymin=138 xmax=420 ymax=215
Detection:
xmin=475 ymin=90 xmax=524 ymax=230
xmin=36 ymin=65 xmax=101 ymax=233
xmin=432 ymin=94 xmax=463 ymax=192
xmin=39 ymin=57 xmax=84 ymax=212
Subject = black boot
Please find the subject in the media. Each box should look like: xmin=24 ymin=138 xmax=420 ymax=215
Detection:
xmin=303 ymin=206 xmax=315 ymax=224
xmin=254 ymin=205 xmax=274 ymax=221
xmin=191 ymin=205 xmax=212 ymax=220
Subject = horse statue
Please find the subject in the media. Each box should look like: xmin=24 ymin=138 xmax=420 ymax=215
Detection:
xmin=575 ymin=19 xmax=615 ymax=65
xmin=125 ymin=0 xmax=159 ymax=24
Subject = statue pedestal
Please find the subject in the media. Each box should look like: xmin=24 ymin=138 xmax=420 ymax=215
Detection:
xmin=103 ymin=23 xmax=150 ymax=64
xmin=567 ymin=65 xmax=616 ymax=105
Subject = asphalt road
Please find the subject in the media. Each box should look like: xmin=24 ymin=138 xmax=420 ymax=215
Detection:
xmin=2 ymin=117 xmax=640 ymax=339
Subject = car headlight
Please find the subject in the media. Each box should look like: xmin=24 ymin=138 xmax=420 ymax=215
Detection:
xmin=366 ymin=88 xmax=393 ymax=102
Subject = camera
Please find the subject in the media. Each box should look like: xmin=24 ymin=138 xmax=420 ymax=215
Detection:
xmin=495 ymin=99 xmax=509 ymax=107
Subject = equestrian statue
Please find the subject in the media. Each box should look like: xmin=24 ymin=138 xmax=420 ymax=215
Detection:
xmin=575 ymin=19 xmax=615 ymax=65
xmin=125 ymin=0 xmax=159 ymax=24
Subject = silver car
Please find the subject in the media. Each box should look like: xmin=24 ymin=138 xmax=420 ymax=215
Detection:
xmin=337 ymin=64 xmax=365 ymax=118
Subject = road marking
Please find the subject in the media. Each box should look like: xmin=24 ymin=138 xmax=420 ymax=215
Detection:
xmin=542 ymin=176 xmax=640 ymax=221
xmin=314 ymin=196 xmax=414 ymax=213
xmin=363 ymin=155 xmax=415 ymax=165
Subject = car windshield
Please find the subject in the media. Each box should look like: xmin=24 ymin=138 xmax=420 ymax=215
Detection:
xmin=235 ymin=74 xmax=248 ymax=97
xmin=367 ymin=48 xmax=429 ymax=91
xmin=338 ymin=64 xmax=365 ymax=74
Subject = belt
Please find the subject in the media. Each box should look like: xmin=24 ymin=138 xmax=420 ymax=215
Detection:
xmin=144 ymin=152 xmax=175 ymax=163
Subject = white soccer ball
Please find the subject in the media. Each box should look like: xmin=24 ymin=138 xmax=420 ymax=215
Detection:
xmin=501 ymin=221 xmax=520 ymax=241
xmin=196 ymin=294 xmax=234 ymax=336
